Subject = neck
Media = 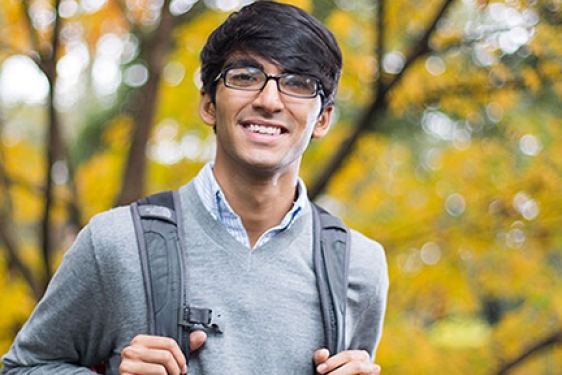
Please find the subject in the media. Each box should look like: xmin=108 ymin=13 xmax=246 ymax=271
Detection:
xmin=212 ymin=162 xmax=300 ymax=248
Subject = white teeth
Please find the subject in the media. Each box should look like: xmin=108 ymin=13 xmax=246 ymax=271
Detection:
xmin=247 ymin=124 xmax=281 ymax=135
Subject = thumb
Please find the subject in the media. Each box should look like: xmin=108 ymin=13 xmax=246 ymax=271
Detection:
xmin=189 ymin=330 xmax=207 ymax=352
xmin=313 ymin=348 xmax=330 ymax=365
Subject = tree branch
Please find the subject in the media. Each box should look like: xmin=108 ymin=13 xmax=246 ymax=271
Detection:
xmin=382 ymin=0 xmax=457 ymax=96
xmin=309 ymin=0 xmax=458 ymax=199
xmin=493 ymin=330 xmax=562 ymax=375
xmin=0 ymin=220 xmax=43 ymax=301
xmin=20 ymin=0 xmax=43 ymax=63
xmin=22 ymin=0 xmax=82 ymax=287
xmin=0 ymin=118 xmax=43 ymax=300
xmin=115 ymin=0 xmax=176 ymax=206
xmin=375 ymin=0 xmax=385 ymax=100
xmin=116 ymin=0 xmax=206 ymax=205
xmin=39 ymin=0 xmax=63 ymax=283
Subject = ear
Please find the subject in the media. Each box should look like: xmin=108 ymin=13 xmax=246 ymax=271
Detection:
xmin=199 ymin=89 xmax=216 ymax=127
xmin=311 ymin=105 xmax=334 ymax=139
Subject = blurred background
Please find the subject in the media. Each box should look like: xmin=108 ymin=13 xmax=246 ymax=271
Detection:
xmin=0 ymin=0 xmax=561 ymax=373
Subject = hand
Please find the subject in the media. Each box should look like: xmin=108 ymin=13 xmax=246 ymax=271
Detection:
xmin=119 ymin=331 xmax=207 ymax=375
xmin=313 ymin=348 xmax=381 ymax=375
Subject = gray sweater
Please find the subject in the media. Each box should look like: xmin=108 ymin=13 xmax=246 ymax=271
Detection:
xmin=1 ymin=182 xmax=388 ymax=374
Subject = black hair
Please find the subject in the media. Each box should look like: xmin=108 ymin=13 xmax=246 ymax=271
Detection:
xmin=200 ymin=0 xmax=342 ymax=109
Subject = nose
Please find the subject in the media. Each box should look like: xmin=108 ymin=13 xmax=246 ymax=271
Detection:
xmin=252 ymin=78 xmax=284 ymax=113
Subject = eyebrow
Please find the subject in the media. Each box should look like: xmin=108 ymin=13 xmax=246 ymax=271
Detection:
xmin=223 ymin=58 xmax=264 ymax=71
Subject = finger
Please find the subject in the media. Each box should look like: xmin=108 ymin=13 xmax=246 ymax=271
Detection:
xmin=190 ymin=330 xmax=208 ymax=352
xmin=120 ymin=358 xmax=177 ymax=375
xmin=314 ymin=348 xmax=333 ymax=374
xmin=316 ymin=350 xmax=373 ymax=374
xmin=131 ymin=334 xmax=181 ymax=350
xmin=126 ymin=335 xmax=187 ymax=375
xmin=313 ymin=348 xmax=330 ymax=366
xmin=121 ymin=345 xmax=183 ymax=375
xmin=333 ymin=362 xmax=380 ymax=375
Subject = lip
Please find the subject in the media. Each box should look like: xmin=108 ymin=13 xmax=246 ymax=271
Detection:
xmin=239 ymin=119 xmax=289 ymax=141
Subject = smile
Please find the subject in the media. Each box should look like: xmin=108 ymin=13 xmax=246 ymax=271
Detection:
xmin=245 ymin=124 xmax=283 ymax=135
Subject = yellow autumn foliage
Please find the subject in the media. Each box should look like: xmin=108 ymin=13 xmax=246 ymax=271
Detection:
xmin=0 ymin=257 xmax=34 ymax=356
xmin=1 ymin=0 xmax=562 ymax=374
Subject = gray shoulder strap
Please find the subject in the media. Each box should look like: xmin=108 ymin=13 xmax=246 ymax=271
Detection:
xmin=312 ymin=203 xmax=351 ymax=355
xmin=130 ymin=190 xmax=223 ymax=365
xmin=130 ymin=191 xmax=184 ymax=341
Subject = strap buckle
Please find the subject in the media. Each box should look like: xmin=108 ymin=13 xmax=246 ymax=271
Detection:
xmin=179 ymin=306 xmax=225 ymax=334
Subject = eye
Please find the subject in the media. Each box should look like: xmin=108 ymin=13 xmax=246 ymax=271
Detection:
xmin=227 ymin=68 xmax=263 ymax=87
xmin=282 ymin=75 xmax=316 ymax=94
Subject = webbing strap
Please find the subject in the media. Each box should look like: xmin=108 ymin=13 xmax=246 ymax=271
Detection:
xmin=312 ymin=203 xmax=351 ymax=354
xmin=130 ymin=201 xmax=155 ymax=334
xmin=131 ymin=190 xmax=223 ymax=364
xmin=131 ymin=191 xmax=186 ymax=349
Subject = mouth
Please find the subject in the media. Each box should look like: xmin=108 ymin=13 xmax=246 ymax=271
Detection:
xmin=241 ymin=122 xmax=287 ymax=136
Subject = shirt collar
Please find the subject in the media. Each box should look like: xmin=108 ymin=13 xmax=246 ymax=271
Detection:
xmin=193 ymin=162 xmax=307 ymax=241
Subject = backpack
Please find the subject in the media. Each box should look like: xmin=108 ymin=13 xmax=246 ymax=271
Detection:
xmin=130 ymin=190 xmax=351 ymax=364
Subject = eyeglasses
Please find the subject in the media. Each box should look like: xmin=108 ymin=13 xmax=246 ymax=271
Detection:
xmin=214 ymin=67 xmax=324 ymax=99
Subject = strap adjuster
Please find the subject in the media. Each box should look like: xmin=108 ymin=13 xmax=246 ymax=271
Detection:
xmin=179 ymin=306 xmax=225 ymax=334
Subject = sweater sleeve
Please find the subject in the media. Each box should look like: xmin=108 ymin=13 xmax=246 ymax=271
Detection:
xmin=1 ymin=223 xmax=116 ymax=374
xmin=345 ymin=230 xmax=389 ymax=361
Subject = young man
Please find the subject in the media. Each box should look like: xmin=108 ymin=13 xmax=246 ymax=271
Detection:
xmin=1 ymin=1 xmax=388 ymax=374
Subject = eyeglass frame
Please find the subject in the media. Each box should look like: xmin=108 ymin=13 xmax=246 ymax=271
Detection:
xmin=214 ymin=67 xmax=325 ymax=100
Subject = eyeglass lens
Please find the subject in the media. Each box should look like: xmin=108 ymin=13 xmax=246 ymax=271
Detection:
xmin=224 ymin=67 xmax=319 ymax=98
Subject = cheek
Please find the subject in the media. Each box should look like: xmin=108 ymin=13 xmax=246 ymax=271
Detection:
xmin=306 ymin=99 xmax=323 ymax=122
xmin=305 ymin=111 xmax=319 ymax=127
xmin=304 ymin=110 xmax=322 ymax=135
xmin=293 ymin=98 xmax=322 ymax=125
xmin=213 ymin=99 xmax=238 ymax=126
xmin=215 ymin=94 xmax=256 ymax=124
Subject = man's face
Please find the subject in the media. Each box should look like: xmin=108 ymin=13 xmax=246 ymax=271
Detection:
xmin=199 ymin=54 xmax=333 ymax=176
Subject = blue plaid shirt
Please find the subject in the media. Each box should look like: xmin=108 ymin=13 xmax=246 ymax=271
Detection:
xmin=193 ymin=162 xmax=306 ymax=249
